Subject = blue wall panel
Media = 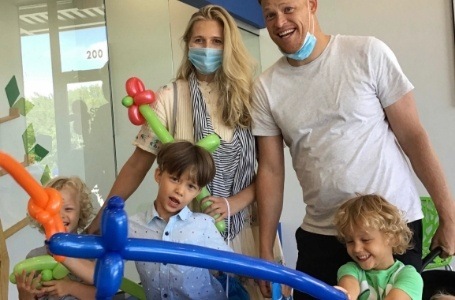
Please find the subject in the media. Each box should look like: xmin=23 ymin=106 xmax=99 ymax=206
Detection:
xmin=179 ymin=0 xmax=265 ymax=29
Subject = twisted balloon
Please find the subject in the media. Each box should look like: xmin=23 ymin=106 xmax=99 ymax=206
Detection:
xmin=0 ymin=151 xmax=66 ymax=262
xmin=121 ymin=77 xmax=225 ymax=232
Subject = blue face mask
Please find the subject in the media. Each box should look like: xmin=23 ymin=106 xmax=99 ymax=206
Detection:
xmin=283 ymin=32 xmax=317 ymax=61
xmin=188 ymin=48 xmax=223 ymax=75
xmin=283 ymin=4 xmax=317 ymax=61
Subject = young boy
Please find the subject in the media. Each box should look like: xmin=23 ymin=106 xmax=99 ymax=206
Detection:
xmin=15 ymin=176 xmax=96 ymax=300
xmin=334 ymin=194 xmax=423 ymax=300
xmin=128 ymin=141 xmax=232 ymax=300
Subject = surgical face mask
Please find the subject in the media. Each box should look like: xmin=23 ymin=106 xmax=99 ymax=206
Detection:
xmin=282 ymin=0 xmax=317 ymax=61
xmin=188 ymin=47 xmax=223 ymax=75
xmin=283 ymin=31 xmax=316 ymax=61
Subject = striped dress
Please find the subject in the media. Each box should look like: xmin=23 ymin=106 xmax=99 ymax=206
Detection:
xmin=189 ymin=72 xmax=256 ymax=240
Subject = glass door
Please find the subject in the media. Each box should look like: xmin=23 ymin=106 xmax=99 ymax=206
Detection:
xmin=0 ymin=1 xmax=114 ymax=298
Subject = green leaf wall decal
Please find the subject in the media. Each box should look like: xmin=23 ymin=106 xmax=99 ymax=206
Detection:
xmin=13 ymin=97 xmax=34 ymax=116
xmin=5 ymin=75 xmax=20 ymax=107
xmin=40 ymin=165 xmax=52 ymax=185
xmin=22 ymin=124 xmax=36 ymax=153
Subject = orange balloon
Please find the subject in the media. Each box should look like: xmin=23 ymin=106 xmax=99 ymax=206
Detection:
xmin=44 ymin=188 xmax=65 ymax=238
xmin=0 ymin=152 xmax=47 ymax=203
xmin=0 ymin=151 xmax=66 ymax=244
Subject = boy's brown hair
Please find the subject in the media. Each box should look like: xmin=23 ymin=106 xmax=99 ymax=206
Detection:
xmin=156 ymin=141 xmax=216 ymax=188
xmin=334 ymin=194 xmax=412 ymax=255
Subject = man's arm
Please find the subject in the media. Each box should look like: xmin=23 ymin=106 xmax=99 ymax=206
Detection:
xmin=85 ymin=146 xmax=156 ymax=234
xmin=385 ymin=91 xmax=455 ymax=257
xmin=256 ymin=135 xmax=285 ymax=297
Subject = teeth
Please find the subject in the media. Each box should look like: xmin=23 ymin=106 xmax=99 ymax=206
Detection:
xmin=279 ymin=29 xmax=294 ymax=37
xmin=170 ymin=197 xmax=179 ymax=204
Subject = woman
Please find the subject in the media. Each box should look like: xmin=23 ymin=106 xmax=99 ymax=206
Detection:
xmin=87 ymin=5 xmax=282 ymax=299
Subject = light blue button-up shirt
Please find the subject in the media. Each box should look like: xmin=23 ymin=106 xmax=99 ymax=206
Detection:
xmin=128 ymin=205 xmax=232 ymax=300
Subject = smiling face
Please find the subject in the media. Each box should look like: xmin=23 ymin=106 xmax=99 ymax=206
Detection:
xmin=261 ymin=0 xmax=313 ymax=54
xmin=344 ymin=227 xmax=395 ymax=271
xmin=154 ymin=168 xmax=201 ymax=222
xmin=59 ymin=186 xmax=81 ymax=233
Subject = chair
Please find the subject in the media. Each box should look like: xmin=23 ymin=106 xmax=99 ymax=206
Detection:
xmin=420 ymin=196 xmax=453 ymax=271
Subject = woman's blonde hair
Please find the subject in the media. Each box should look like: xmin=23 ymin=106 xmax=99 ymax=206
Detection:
xmin=29 ymin=176 xmax=94 ymax=233
xmin=176 ymin=4 xmax=256 ymax=128
xmin=334 ymin=194 xmax=412 ymax=255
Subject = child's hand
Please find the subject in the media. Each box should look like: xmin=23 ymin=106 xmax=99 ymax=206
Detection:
xmin=40 ymin=276 xmax=74 ymax=298
xmin=15 ymin=270 xmax=45 ymax=300
xmin=334 ymin=285 xmax=351 ymax=300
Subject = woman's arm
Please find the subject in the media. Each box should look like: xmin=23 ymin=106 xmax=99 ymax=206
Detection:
xmin=201 ymin=183 xmax=255 ymax=221
xmin=85 ymin=146 xmax=156 ymax=234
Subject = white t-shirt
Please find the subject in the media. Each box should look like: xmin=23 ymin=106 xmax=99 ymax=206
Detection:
xmin=252 ymin=34 xmax=423 ymax=235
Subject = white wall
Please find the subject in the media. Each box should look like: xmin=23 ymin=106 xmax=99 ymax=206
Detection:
xmin=105 ymin=0 xmax=177 ymax=282
xmin=106 ymin=0 xmax=264 ymax=281
xmin=5 ymin=2 xmax=452 ymax=297
xmin=259 ymin=0 xmax=455 ymax=269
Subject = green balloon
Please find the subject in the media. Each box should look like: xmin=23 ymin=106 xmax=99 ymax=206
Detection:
xmin=129 ymin=97 xmax=225 ymax=233
xmin=53 ymin=263 xmax=70 ymax=280
xmin=9 ymin=255 xmax=70 ymax=284
xmin=139 ymin=105 xmax=174 ymax=144
xmin=196 ymin=134 xmax=220 ymax=153
xmin=196 ymin=187 xmax=210 ymax=202
xmin=41 ymin=269 xmax=53 ymax=281
xmin=122 ymin=96 xmax=134 ymax=107
xmin=196 ymin=187 xmax=226 ymax=232
xmin=215 ymin=219 xmax=226 ymax=232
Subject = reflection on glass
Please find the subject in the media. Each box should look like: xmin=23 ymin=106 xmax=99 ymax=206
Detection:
xmin=60 ymin=27 xmax=108 ymax=72
xmin=15 ymin=0 xmax=115 ymax=197
xmin=1 ymin=2 xmax=115 ymax=299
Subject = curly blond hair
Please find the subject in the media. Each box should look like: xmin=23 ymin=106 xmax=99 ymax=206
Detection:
xmin=29 ymin=176 xmax=94 ymax=233
xmin=334 ymin=194 xmax=412 ymax=255
xmin=176 ymin=5 xmax=257 ymax=128
xmin=430 ymin=293 xmax=455 ymax=300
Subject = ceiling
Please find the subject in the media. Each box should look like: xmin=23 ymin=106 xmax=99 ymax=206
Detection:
xmin=14 ymin=0 xmax=106 ymax=35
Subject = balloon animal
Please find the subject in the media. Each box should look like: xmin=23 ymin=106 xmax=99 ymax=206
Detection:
xmin=9 ymin=255 xmax=69 ymax=284
xmin=1 ymin=152 xmax=346 ymax=299
xmin=121 ymin=77 xmax=225 ymax=232
xmin=0 ymin=151 xmax=66 ymax=262
xmin=48 ymin=196 xmax=347 ymax=300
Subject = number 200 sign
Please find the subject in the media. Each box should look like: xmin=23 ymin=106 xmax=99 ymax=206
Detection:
xmin=86 ymin=49 xmax=104 ymax=59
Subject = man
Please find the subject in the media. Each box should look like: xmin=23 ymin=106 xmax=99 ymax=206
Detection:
xmin=252 ymin=0 xmax=455 ymax=299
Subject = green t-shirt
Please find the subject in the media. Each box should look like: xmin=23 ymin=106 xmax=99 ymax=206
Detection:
xmin=337 ymin=260 xmax=423 ymax=300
